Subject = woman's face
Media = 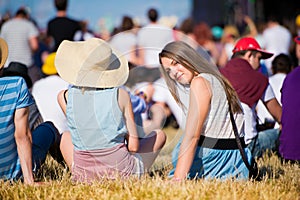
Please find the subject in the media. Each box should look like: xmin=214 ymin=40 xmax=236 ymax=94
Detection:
xmin=161 ymin=57 xmax=194 ymax=85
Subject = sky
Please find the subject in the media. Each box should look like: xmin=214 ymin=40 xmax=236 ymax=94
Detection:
xmin=0 ymin=0 xmax=192 ymax=32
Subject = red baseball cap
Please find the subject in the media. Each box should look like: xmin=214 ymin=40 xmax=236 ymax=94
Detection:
xmin=294 ymin=36 xmax=300 ymax=44
xmin=232 ymin=37 xmax=273 ymax=59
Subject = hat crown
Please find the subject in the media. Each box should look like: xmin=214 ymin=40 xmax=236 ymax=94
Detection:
xmin=55 ymin=38 xmax=129 ymax=88
xmin=233 ymin=37 xmax=261 ymax=52
xmin=232 ymin=37 xmax=273 ymax=59
xmin=80 ymin=38 xmax=112 ymax=71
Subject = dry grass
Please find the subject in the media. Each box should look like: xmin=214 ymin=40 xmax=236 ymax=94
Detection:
xmin=1 ymin=126 xmax=299 ymax=200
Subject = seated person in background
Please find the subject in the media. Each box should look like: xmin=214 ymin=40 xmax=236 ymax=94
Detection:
xmin=220 ymin=37 xmax=282 ymax=159
xmin=256 ymin=53 xmax=292 ymax=130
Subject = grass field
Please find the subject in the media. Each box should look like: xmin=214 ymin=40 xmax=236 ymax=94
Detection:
xmin=1 ymin=126 xmax=299 ymax=200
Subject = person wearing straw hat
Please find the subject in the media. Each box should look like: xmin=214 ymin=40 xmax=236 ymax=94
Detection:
xmin=55 ymin=38 xmax=166 ymax=182
xmin=0 ymin=38 xmax=62 ymax=184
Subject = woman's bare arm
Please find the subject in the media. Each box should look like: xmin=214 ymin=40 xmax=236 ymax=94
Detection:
xmin=57 ymin=90 xmax=68 ymax=115
xmin=118 ymin=88 xmax=139 ymax=153
xmin=173 ymin=76 xmax=212 ymax=180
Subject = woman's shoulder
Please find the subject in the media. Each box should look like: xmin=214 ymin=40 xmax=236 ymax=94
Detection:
xmin=117 ymin=87 xmax=130 ymax=108
xmin=190 ymin=75 xmax=211 ymax=93
xmin=193 ymin=73 xmax=215 ymax=85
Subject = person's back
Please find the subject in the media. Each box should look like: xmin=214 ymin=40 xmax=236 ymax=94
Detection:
xmin=0 ymin=8 xmax=39 ymax=68
xmin=48 ymin=17 xmax=80 ymax=51
xmin=137 ymin=8 xmax=174 ymax=68
xmin=67 ymin=86 xmax=140 ymax=181
xmin=109 ymin=16 xmax=140 ymax=65
xmin=0 ymin=76 xmax=34 ymax=180
xmin=47 ymin=0 xmax=80 ymax=51
xmin=263 ymin=16 xmax=292 ymax=75
xmin=2 ymin=61 xmax=43 ymax=131
xmin=68 ymin=87 xmax=126 ymax=150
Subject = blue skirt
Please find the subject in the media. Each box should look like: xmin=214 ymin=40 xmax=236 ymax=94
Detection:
xmin=169 ymin=137 xmax=252 ymax=180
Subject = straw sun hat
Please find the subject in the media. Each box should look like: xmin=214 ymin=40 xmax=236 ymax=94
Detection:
xmin=55 ymin=38 xmax=129 ymax=88
xmin=0 ymin=38 xmax=8 ymax=69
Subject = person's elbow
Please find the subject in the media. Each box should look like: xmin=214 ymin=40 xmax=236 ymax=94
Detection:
xmin=30 ymin=37 xmax=39 ymax=52
xmin=128 ymin=140 xmax=139 ymax=153
xmin=14 ymin=129 xmax=31 ymax=145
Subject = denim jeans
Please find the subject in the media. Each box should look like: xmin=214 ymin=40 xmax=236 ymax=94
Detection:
xmin=247 ymin=128 xmax=280 ymax=159
xmin=31 ymin=121 xmax=58 ymax=173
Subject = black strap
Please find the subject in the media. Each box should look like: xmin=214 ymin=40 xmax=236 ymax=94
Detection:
xmin=228 ymin=104 xmax=252 ymax=171
xmin=198 ymin=135 xmax=246 ymax=149
xmin=63 ymin=89 xmax=68 ymax=104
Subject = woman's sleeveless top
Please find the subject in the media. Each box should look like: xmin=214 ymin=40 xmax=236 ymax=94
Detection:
xmin=66 ymin=87 xmax=127 ymax=150
xmin=199 ymin=73 xmax=244 ymax=139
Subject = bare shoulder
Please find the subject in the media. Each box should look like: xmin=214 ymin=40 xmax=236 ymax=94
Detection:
xmin=118 ymin=87 xmax=130 ymax=99
xmin=118 ymin=87 xmax=130 ymax=110
xmin=190 ymin=75 xmax=211 ymax=92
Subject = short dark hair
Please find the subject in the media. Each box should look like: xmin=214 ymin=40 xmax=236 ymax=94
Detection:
xmin=271 ymin=53 xmax=292 ymax=74
xmin=15 ymin=7 xmax=28 ymax=17
xmin=121 ymin=16 xmax=134 ymax=31
xmin=179 ymin=18 xmax=195 ymax=34
xmin=231 ymin=50 xmax=259 ymax=59
xmin=55 ymin=0 xmax=68 ymax=11
xmin=148 ymin=8 xmax=158 ymax=22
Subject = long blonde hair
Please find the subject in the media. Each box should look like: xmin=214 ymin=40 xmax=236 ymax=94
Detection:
xmin=159 ymin=41 xmax=242 ymax=114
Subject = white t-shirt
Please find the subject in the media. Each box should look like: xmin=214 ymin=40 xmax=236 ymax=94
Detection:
xmin=263 ymin=25 xmax=292 ymax=75
xmin=32 ymin=75 xmax=69 ymax=134
xmin=73 ymin=31 xmax=94 ymax=41
xmin=243 ymin=84 xmax=276 ymax=144
xmin=109 ymin=31 xmax=137 ymax=63
xmin=151 ymin=78 xmax=185 ymax=129
xmin=137 ymin=23 xmax=174 ymax=68
xmin=0 ymin=18 xmax=39 ymax=67
xmin=269 ymin=73 xmax=286 ymax=104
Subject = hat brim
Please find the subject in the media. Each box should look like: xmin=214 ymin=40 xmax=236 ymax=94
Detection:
xmin=55 ymin=39 xmax=129 ymax=88
xmin=0 ymin=38 xmax=8 ymax=69
xmin=258 ymin=49 xmax=274 ymax=59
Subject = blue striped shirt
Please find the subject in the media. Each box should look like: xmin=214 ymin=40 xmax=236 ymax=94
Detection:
xmin=0 ymin=76 xmax=34 ymax=180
